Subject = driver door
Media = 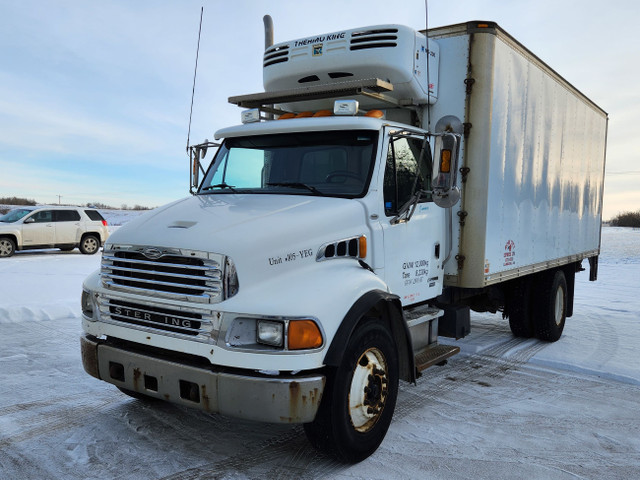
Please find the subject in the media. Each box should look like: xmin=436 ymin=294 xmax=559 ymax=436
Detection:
xmin=22 ymin=210 xmax=55 ymax=246
xmin=380 ymin=129 xmax=445 ymax=306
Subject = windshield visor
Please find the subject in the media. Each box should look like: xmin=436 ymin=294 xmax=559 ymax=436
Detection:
xmin=199 ymin=130 xmax=378 ymax=198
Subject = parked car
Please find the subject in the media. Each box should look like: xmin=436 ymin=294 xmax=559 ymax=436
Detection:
xmin=0 ymin=206 xmax=109 ymax=257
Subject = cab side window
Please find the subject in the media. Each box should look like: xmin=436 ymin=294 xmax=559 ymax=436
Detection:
xmin=383 ymin=137 xmax=431 ymax=216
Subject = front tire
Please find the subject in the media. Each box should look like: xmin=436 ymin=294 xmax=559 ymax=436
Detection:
xmin=79 ymin=234 xmax=100 ymax=254
xmin=533 ymin=270 xmax=567 ymax=342
xmin=0 ymin=237 xmax=16 ymax=257
xmin=304 ymin=319 xmax=399 ymax=463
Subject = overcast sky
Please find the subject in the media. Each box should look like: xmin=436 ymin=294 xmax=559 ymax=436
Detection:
xmin=1 ymin=0 xmax=637 ymax=219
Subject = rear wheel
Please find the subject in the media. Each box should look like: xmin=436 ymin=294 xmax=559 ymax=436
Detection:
xmin=0 ymin=237 xmax=16 ymax=257
xmin=533 ymin=270 xmax=567 ymax=342
xmin=304 ymin=319 xmax=399 ymax=463
xmin=79 ymin=234 xmax=100 ymax=254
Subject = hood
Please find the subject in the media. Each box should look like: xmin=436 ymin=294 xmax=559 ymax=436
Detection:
xmin=107 ymin=194 xmax=370 ymax=284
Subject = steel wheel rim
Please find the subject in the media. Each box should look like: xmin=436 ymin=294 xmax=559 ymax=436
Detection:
xmin=348 ymin=347 xmax=388 ymax=433
xmin=554 ymin=285 xmax=564 ymax=326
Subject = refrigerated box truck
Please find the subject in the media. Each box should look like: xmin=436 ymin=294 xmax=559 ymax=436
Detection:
xmin=80 ymin=20 xmax=607 ymax=462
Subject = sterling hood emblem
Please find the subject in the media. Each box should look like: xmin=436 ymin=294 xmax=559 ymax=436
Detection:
xmin=142 ymin=247 xmax=164 ymax=260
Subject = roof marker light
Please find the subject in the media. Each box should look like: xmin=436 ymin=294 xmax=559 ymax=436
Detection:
xmin=365 ymin=109 xmax=385 ymax=119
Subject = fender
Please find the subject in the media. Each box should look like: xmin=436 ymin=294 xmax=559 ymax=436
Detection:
xmin=324 ymin=290 xmax=416 ymax=383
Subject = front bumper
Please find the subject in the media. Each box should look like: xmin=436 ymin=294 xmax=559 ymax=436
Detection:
xmin=81 ymin=335 xmax=325 ymax=423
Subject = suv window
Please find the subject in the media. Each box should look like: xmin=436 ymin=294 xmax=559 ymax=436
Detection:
xmin=30 ymin=210 xmax=53 ymax=223
xmin=84 ymin=210 xmax=105 ymax=221
xmin=55 ymin=210 xmax=81 ymax=222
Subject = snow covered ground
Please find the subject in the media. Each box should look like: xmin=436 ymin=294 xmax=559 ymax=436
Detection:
xmin=0 ymin=223 xmax=638 ymax=479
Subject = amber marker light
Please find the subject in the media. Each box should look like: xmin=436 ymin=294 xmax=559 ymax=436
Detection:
xmin=288 ymin=320 xmax=323 ymax=350
xmin=365 ymin=110 xmax=384 ymax=118
xmin=358 ymin=236 xmax=367 ymax=258
xmin=440 ymin=149 xmax=452 ymax=173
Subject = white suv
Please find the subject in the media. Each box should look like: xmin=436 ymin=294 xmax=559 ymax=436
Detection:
xmin=0 ymin=206 xmax=109 ymax=257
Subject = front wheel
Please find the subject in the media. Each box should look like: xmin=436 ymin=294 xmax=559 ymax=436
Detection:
xmin=79 ymin=234 xmax=100 ymax=254
xmin=304 ymin=319 xmax=399 ymax=463
xmin=0 ymin=237 xmax=16 ymax=257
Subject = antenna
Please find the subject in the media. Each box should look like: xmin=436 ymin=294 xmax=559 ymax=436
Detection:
xmin=425 ymin=0 xmax=432 ymax=132
xmin=186 ymin=7 xmax=204 ymax=152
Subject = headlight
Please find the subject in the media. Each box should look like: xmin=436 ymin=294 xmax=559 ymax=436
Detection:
xmin=256 ymin=320 xmax=284 ymax=347
xmin=227 ymin=316 xmax=323 ymax=351
xmin=81 ymin=289 xmax=94 ymax=318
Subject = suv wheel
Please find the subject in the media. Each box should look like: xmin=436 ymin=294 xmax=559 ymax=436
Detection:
xmin=80 ymin=234 xmax=100 ymax=255
xmin=0 ymin=237 xmax=16 ymax=257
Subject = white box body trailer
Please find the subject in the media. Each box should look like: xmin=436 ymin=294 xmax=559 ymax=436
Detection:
xmin=427 ymin=23 xmax=607 ymax=289
xmin=79 ymin=20 xmax=607 ymax=463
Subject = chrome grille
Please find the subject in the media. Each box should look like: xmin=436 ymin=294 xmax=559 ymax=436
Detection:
xmin=101 ymin=245 xmax=224 ymax=304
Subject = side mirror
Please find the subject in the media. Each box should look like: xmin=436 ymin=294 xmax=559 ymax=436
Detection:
xmin=24 ymin=217 xmax=34 ymax=224
xmin=432 ymin=132 xmax=461 ymax=208
xmin=189 ymin=140 xmax=219 ymax=194
xmin=190 ymin=146 xmax=200 ymax=193
xmin=431 ymin=115 xmax=463 ymax=208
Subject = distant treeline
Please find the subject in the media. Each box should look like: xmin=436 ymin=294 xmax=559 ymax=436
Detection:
xmin=84 ymin=202 xmax=153 ymax=211
xmin=610 ymin=210 xmax=640 ymax=228
xmin=0 ymin=196 xmax=37 ymax=206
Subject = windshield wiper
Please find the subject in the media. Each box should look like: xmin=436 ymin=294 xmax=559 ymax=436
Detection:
xmin=266 ymin=182 xmax=324 ymax=195
xmin=202 ymin=182 xmax=238 ymax=193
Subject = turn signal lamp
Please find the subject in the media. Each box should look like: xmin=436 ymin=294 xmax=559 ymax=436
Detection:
xmin=358 ymin=235 xmax=367 ymax=258
xmin=288 ymin=320 xmax=323 ymax=350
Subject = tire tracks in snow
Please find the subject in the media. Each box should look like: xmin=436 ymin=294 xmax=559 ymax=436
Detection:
xmin=158 ymin=335 xmax=548 ymax=480
xmin=0 ymin=391 xmax=121 ymax=449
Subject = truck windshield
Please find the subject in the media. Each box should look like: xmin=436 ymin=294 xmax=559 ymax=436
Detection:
xmin=199 ymin=130 xmax=378 ymax=198
xmin=0 ymin=208 xmax=33 ymax=223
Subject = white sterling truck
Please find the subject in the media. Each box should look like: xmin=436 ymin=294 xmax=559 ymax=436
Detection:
xmin=80 ymin=20 xmax=607 ymax=462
